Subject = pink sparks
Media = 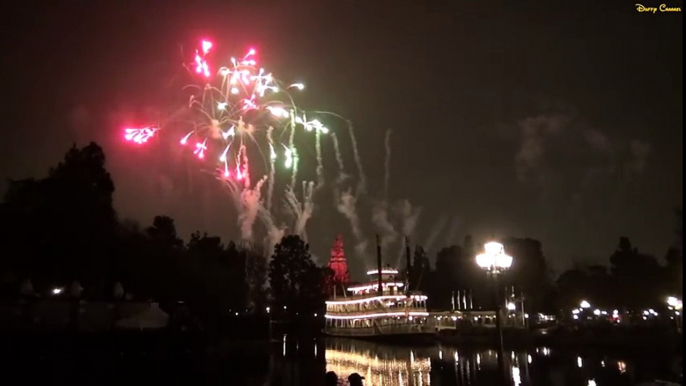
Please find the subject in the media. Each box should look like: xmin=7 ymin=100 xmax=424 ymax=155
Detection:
xmin=180 ymin=132 xmax=193 ymax=145
xmin=124 ymin=126 xmax=158 ymax=144
xmin=223 ymin=162 xmax=231 ymax=178
xmin=201 ymin=40 xmax=213 ymax=55
xmin=193 ymin=140 xmax=208 ymax=159
xmin=242 ymin=98 xmax=257 ymax=111
xmin=194 ymin=39 xmax=213 ymax=78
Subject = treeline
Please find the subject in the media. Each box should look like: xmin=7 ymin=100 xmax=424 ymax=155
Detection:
xmin=0 ymin=143 xmax=681 ymax=329
xmin=407 ymin=211 xmax=682 ymax=313
xmin=0 ymin=143 xmax=327 ymax=332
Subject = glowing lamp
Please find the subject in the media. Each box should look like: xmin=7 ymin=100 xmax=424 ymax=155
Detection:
xmin=507 ymin=302 xmax=516 ymax=311
xmin=475 ymin=242 xmax=513 ymax=273
xmin=667 ymin=296 xmax=682 ymax=310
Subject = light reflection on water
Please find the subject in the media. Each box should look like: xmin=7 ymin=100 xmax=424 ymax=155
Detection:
xmin=270 ymin=336 xmax=681 ymax=385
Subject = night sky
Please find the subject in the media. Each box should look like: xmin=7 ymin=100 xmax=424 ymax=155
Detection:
xmin=2 ymin=1 xmax=682 ymax=277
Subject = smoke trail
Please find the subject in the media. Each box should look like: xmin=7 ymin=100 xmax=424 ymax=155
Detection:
xmin=393 ymin=199 xmax=423 ymax=266
xmin=315 ymin=129 xmax=325 ymax=191
xmin=395 ymin=199 xmax=422 ymax=238
xmin=258 ymin=205 xmax=284 ymax=256
xmin=383 ymin=129 xmax=392 ymax=198
xmin=284 ymin=182 xmax=314 ymax=240
xmin=372 ymin=200 xmax=398 ymax=249
xmin=237 ymin=176 xmax=267 ymax=241
xmin=373 ymin=129 xmax=397 ymax=249
xmin=424 ymin=213 xmax=449 ymax=254
xmin=284 ymin=187 xmax=301 ymax=228
xmin=336 ymin=188 xmax=368 ymax=258
xmin=347 ymin=121 xmax=366 ymax=195
xmin=289 ymin=147 xmax=299 ymax=189
xmin=331 ymin=132 xmax=346 ymax=183
xmin=297 ymin=181 xmax=315 ymax=240
xmin=266 ymin=126 xmax=276 ymax=211
xmin=443 ymin=215 xmax=461 ymax=246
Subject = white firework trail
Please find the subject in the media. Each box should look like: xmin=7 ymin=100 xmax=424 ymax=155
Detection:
xmin=238 ymin=176 xmax=267 ymax=241
xmin=336 ymin=188 xmax=368 ymax=258
xmin=383 ymin=129 xmax=392 ymax=198
xmin=289 ymin=147 xmax=299 ymax=189
xmin=331 ymin=132 xmax=346 ymax=183
xmin=347 ymin=121 xmax=366 ymax=195
xmin=315 ymin=128 xmax=325 ymax=191
xmin=266 ymin=126 xmax=276 ymax=211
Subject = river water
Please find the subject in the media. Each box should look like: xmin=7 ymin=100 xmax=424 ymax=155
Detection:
xmin=5 ymin=332 xmax=681 ymax=385
xmin=260 ymin=336 xmax=682 ymax=385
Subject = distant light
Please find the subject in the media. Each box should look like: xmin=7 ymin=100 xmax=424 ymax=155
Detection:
xmin=572 ymin=309 xmax=580 ymax=315
xmin=577 ymin=356 xmax=583 ymax=368
xmin=580 ymin=300 xmax=591 ymax=309
xmin=524 ymin=313 xmax=529 ymax=318
xmin=476 ymin=242 xmax=513 ymax=271
xmin=667 ymin=296 xmax=682 ymax=309
xmin=507 ymin=302 xmax=516 ymax=311
xmin=573 ymin=315 xmax=579 ymax=320
xmin=593 ymin=309 xmax=601 ymax=316
xmin=289 ymin=83 xmax=305 ymax=90
xmin=314 ymin=313 xmax=318 ymax=317
xmin=52 ymin=288 xmax=63 ymax=295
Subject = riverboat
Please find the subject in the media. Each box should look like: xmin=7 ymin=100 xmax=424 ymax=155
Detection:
xmin=324 ymin=237 xmax=433 ymax=337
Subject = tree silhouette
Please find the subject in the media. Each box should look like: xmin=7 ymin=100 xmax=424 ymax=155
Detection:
xmin=609 ymin=237 xmax=663 ymax=309
xmin=409 ymin=246 xmax=432 ymax=299
xmin=243 ymin=244 xmax=268 ymax=314
xmin=0 ymin=142 xmax=117 ymax=295
xmin=147 ymin=216 xmax=184 ymax=250
xmin=664 ymin=208 xmax=683 ymax=297
xmin=185 ymin=232 xmax=247 ymax=331
xmin=432 ymin=245 xmax=462 ymax=310
xmin=502 ymin=238 xmax=554 ymax=313
xmin=269 ymin=235 xmax=325 ymax=320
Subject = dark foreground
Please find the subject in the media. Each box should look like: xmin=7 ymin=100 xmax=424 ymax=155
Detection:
xmin=1 ymin=331 xmax=682 ymax=385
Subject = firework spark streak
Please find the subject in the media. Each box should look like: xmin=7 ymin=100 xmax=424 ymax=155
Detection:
xmin=266 ymin=126 xmax=276 ymax=211
xmin=315 ymin=128 xmax=324 ymax=191
xmin=123 ymin=38 xmax=337 ymax=242
xmin=124 ymin=39 xmax=328 ymax=186
xmin=124 ymin=126 xmax=159 ymax=144
xmin=347 ymin=121 xmax=366 ymax=195
xmin=331 ymin=132 xmax=346 ymax=183
xmin=383 ymin=129 xmax=392 ymax=198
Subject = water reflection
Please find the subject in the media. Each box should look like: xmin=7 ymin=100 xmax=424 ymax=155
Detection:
xmin=325 ymin=340 xmax=431 ymax=385
xmin=268 ymin=336 xmax=680 ymax=385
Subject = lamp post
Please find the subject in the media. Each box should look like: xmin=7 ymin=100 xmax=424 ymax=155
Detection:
xmin=476 ymin=241 xmax=513 ymax=385
xmin=667 ymin=296 xmax=682 ymax=333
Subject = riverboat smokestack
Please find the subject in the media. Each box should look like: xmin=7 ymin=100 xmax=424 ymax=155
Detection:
xmin=405 ymin=236 xmax=411 ymax=293
xmin=376 ymin=234 xmax=383 ymax=294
